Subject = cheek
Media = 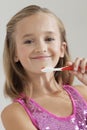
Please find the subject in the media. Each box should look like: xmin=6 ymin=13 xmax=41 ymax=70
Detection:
xmin=50 ymin=44 xmax=62 ymax=66
xmin=51 ymin=43 xmax=61 ymax=55
xmin=16 ymin=45 xmax=29 ymax=60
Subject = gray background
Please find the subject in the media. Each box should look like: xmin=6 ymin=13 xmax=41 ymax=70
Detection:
xmin=0 ymin=0 xmax=87 ymax=129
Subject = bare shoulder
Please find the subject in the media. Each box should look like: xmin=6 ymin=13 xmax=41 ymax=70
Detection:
xmin=1 ymin=102 xmax=37 ymax=130
xmin=74 ymin=84 xmax=87 ymax=102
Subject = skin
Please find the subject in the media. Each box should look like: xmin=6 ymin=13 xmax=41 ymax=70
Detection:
xmin=1 ymin=13 xmax=87 ymax=130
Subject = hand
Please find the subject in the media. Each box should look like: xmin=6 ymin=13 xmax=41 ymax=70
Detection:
xmin=67 ymin=58 xmax=87 ymax=85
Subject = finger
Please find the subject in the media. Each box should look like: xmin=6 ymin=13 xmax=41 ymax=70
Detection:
xmin=73 ymin=57 xmax=82 ymax=71
xmin=66 ymin=61 xmax=73 ymax=66
xmin=80 ymin=58 xmax=87 ymax=73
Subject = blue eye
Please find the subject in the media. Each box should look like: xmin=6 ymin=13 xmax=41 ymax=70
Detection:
xmin=24 ymin=40 xmax=33 ymax=44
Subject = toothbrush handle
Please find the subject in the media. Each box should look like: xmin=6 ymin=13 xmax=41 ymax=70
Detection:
xmin=62 ymin=65 xmax=87 ymax=71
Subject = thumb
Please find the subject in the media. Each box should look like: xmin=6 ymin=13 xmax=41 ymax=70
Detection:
xmin=66 ymin=61 xmax=73 ymax=66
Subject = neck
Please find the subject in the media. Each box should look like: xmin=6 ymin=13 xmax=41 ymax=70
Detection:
xmin=27 ymin=72 xmax=63 ymax=98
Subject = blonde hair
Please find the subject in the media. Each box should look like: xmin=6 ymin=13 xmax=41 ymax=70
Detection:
xmin=3 ymin=5 xmax=74 ymax=99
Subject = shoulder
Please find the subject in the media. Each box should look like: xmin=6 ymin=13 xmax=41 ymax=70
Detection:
xmin=1 ymin=102 xmax=37 ymax=130
xmin=73 ymin=84 xmax=87 ymax=102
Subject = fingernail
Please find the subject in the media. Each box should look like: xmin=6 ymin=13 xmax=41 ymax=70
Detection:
xmin=81 ymin=70 xmax=85 ymax=73
xmin=74 ymin=67 xmax=77 ymax=71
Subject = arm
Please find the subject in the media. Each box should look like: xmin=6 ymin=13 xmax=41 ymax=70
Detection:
xmin=1 ymin=102 xmax=37 ymax=130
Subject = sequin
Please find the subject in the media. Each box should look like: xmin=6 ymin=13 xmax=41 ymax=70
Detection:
xmin=71 ymin=117 xmax=75 ymax=123
xmin=45 ymin=126 xmax=50 ymax=129
xmin=15 ymin=85 xmax=87 ymax=130
xmin=75 ymin=125 xmax=79 ymax=130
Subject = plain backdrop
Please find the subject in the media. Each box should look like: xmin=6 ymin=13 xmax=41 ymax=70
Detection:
xmin=0 ymin=0 xmax=87 ymax=129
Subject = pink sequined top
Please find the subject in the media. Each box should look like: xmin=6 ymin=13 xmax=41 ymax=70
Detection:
xmin=15 ymin=85 xmax=87 ymax=130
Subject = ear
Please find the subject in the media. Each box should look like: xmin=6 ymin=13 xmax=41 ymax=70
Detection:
xmin=60 ymin=42 xmax=66 ymax=58
xmin=14 ymin=55 xmax=19 ymax=62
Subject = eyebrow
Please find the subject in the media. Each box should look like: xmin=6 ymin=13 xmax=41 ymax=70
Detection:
xmin=22 ymin=34 xmax=34 ymax=38
xmin=22 ymin=31 xmax=56 ymax=38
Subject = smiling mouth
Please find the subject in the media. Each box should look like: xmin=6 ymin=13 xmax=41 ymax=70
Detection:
xmin=31 ymin=56 xmax=51 ymax=59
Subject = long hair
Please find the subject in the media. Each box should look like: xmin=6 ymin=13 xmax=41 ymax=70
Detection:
xmin=3 ymin=5 xmax=74 ymax=99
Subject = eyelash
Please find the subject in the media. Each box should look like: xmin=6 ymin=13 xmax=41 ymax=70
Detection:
xmin=24 ymin=37 xmax=55 ymax=44
xmin=45 ymin=37 xmax=55 ymax=42
xmin=24 ymin=40 xmax=33 ymax=44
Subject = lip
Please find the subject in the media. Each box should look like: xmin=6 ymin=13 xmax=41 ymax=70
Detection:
xmin=30 ymin=56 xmax=51 ymax=59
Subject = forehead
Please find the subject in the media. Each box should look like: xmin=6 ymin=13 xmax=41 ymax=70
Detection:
xmin=15 ymin=13 xmax=60 ymax=35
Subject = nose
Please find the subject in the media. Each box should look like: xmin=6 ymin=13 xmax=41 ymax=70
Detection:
xmin=35 ymin=40 xmax=47 ymax=53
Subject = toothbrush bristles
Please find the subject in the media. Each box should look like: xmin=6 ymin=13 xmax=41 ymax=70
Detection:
xmin=41 ymin=67 xmax=53 ymax=72
xmin=41 ymin=67 xmax=61 ymax=72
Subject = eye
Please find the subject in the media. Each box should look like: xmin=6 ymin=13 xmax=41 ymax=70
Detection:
xmin=24 ymin=40 xmax=33 ymax=44
xmin=45 ymin=37 xmax=55 ymax=42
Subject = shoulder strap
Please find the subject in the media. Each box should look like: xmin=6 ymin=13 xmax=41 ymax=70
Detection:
xmin=64 ymin=85 xmax=87 ymax=107
xmin=14 ymin=98 xmax=38 ymax=129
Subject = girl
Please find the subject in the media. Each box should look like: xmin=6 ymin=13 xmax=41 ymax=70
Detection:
xmin=1 ymin=5 xmax=87 ymax=130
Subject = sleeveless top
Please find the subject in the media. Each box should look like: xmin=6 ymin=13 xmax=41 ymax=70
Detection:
xmin=14 ymin=85 xmax=87 ymax=130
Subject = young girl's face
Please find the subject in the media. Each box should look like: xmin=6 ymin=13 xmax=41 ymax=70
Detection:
xmin=14 ymin=13 xmax=65 ymax=75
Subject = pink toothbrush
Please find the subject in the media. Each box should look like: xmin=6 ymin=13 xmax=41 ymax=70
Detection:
xmin=41 ymin=65 xmax=87 ymax=72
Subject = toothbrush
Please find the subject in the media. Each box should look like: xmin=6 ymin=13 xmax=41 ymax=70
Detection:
xmin=41 ymin=65 xmax=87 ymax=72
